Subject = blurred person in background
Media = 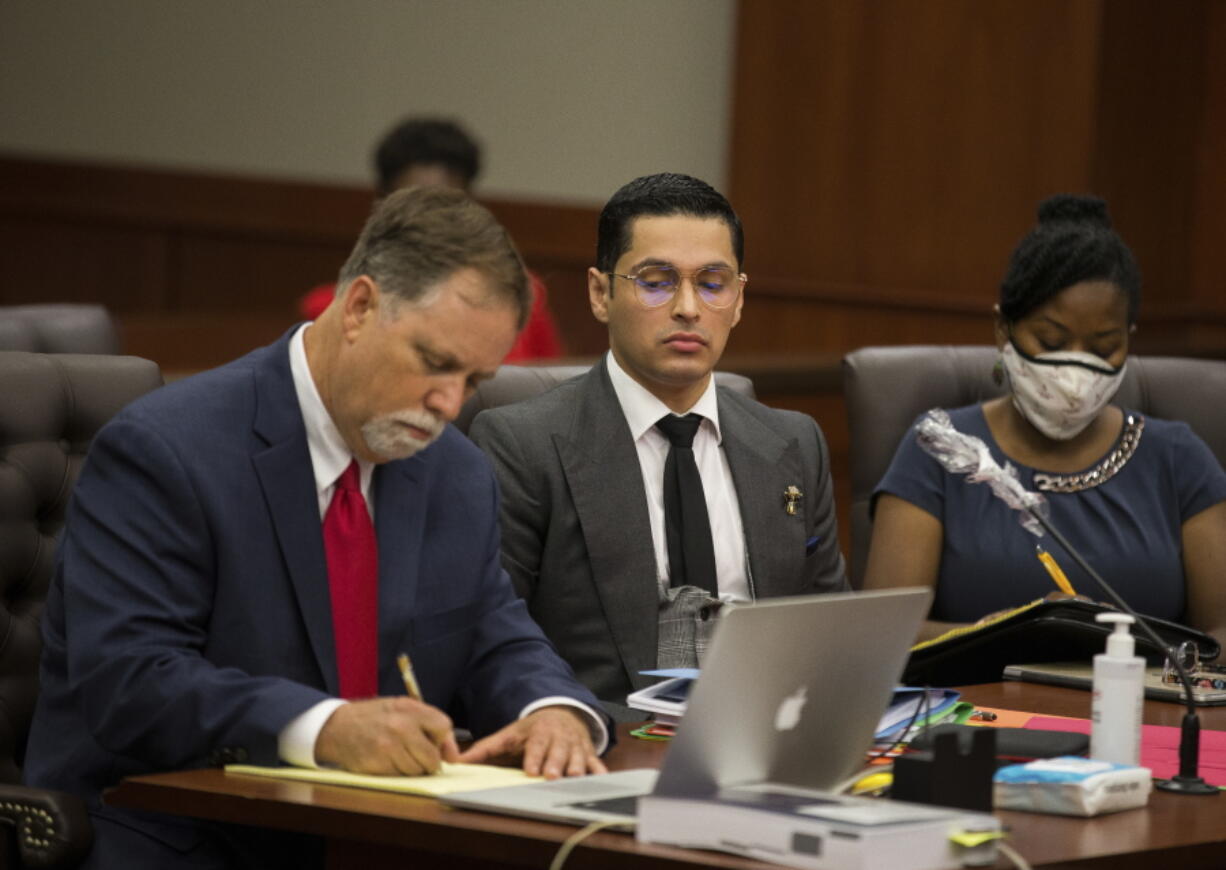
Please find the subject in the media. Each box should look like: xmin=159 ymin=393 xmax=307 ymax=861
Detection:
xmin=300 ymin=117 xmax=562 ymax=361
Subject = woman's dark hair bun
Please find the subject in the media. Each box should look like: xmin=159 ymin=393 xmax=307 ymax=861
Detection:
xmin=1000 ymin=193 xmax=1139 ymax=325
xmin=1037 ymin=193 xmax=1111 ymax=229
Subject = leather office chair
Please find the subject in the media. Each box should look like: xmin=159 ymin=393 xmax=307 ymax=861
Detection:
xmin=453 ymin=363 xmax=756 ymax=435
xmin=842 ymin=345 xmax=1226 ymax=588
xmin=0 ymin=351 xmax=163 ymax=869
xmin=0 ymin=305 xmax=120 ymax=355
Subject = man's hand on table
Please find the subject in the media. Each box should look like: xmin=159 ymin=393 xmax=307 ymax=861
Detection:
xmin=459 ymin=706 xmax=608 ymax=779
xmin=315 ymin=697 xmax=460 ymax=775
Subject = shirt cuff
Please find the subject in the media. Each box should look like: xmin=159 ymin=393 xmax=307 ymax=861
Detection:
xmin=520 ymin=696 xmax=610 ymax=755
xmin=279 ymin=698 xmax=348 ymax=768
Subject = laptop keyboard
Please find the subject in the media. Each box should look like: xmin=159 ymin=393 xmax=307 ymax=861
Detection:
xmin=538 ymin=777 xmax=642 ymax=798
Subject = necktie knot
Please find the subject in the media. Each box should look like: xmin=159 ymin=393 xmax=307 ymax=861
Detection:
xmin=336 ymin=461 xmax=361 ymax=493
xmin=655 ymin=413 xmax=703 ymax=448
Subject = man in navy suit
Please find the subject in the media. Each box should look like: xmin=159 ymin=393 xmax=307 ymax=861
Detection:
xmin=25 ymin=186 xmax=607 ymax=869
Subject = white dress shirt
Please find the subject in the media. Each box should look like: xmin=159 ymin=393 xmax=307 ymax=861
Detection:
xmin=605 ymin=352 xmax=751 ymax=601
xmin=279 ymin=324 xmax=606 ymax=767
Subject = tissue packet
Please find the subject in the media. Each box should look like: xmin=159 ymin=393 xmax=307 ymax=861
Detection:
xmin=993 ymin=756 xmax=1151 ymax=816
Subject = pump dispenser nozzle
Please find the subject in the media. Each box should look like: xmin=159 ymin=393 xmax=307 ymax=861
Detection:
xmin=1097 ymin=612 xmax=1136 ymax=659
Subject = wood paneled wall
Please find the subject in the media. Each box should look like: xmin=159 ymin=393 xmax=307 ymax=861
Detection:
xmin=5 ymin=2 xmax=1224 ymax=366
xmin=728 ymin=0 xmax=1226 ymax=359
xmin=0 ymin=155 xmax=607 ymax=370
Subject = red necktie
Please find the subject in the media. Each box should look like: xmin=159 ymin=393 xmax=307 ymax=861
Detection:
xmin=323 ymin=461 xmax=379 ymax=698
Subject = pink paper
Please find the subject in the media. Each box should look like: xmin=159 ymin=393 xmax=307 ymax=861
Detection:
xmin=1027 ymin=716 xmax=1226 ymax=786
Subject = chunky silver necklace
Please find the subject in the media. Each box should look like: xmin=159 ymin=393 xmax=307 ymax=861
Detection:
xmin=1033 ymin=414 xmax=1145 ymax=493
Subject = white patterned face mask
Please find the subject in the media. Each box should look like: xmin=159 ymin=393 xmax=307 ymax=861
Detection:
xmin=1001 ymin=341 xmax=1126 ymax=440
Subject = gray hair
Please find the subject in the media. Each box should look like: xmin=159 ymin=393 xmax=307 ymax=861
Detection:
xmin=336 ymin=186 xmax=529 ymax=327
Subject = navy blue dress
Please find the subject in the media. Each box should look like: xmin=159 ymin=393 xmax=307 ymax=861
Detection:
xmin=873 ymin=404 xmax=1226 ymax=624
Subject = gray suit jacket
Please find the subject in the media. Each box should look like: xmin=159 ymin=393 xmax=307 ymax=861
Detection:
xmin=468 ymin=359 xmax=846 ymax=719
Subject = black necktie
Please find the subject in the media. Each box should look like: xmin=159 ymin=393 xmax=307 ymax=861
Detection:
xmin=655 ymin=413 xmax=718 ymax=596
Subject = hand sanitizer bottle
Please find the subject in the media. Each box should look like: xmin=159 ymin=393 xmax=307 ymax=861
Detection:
xmin=1090 ymin=613 xmax=1144 ymax=765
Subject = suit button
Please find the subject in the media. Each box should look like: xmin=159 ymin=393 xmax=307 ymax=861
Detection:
xmin=208 ymin=747 xmax=249 ymax=766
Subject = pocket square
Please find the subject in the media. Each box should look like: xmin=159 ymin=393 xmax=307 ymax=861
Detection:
xmin=804 ymin=535 xmax=821 ymax=556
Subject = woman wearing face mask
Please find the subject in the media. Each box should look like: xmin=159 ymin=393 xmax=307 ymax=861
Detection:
xmin=863 ymin=194 xmax=1226 ymax=646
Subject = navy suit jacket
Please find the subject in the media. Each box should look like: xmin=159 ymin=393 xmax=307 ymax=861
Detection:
xmin=26 ymin=330 xmax=602 ymax=864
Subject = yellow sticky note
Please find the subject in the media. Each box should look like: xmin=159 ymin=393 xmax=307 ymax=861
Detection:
xmin=949 ymin=829 xmax=1004 ymax=848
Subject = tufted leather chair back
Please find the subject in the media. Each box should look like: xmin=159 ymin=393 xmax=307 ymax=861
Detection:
xmin=0 ymin=352 xmax=163 ymax=783
xmin=842 ymin=345 xmax=1226 ymax=588
xmin=0 ymin=306 xmax=120 ymax=355
xmin=452 ymin=363 xmax=756 ymax=435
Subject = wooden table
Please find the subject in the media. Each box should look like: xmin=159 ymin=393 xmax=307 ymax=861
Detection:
xmin=106 ymin=682 xmax=1226 ymax=870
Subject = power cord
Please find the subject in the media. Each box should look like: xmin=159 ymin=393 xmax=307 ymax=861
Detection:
xmin=548 ymin=818 xmax=636 ymax=870
xmin=996 ymin=840 xmax=1032 ymax=870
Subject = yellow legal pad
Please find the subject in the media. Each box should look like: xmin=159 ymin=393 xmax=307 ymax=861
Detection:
xmin=224 ymin=762 xmax=541 ymax=796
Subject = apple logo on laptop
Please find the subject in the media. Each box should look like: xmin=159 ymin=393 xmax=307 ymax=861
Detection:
xmin=774 ymin=686 xmax=808 ymax=731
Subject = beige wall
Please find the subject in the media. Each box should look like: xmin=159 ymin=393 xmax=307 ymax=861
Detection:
xmin=0 ymin=0 xmax=734 ymax=204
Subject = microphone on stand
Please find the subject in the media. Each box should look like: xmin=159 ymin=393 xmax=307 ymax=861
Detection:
xmin=915 ymin=409 xmax=1218 ymax=796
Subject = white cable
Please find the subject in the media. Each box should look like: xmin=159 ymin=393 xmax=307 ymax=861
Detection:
xmin=996 ymin=840 xmax=1033 ymax=870
xmin=548 ymin=818 xmax=636 ymax=870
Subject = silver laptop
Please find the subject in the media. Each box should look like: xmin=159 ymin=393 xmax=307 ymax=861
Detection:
xmin=442 ymin=587 xmax=932 ymax=825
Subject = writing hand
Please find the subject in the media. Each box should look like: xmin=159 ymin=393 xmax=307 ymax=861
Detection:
xmin=458 ymin=706 xmax=607 ymax=779
xmin=315 ymin=697 xmax=460 ymax=775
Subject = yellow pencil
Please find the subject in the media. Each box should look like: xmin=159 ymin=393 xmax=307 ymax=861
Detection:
xmin=397 ymin=652 xmax=423 ymax=701
xmin=1035 ymin=544 xmax=1077 ymax=596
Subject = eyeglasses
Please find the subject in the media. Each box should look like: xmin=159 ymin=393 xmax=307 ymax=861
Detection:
xmin=607 ymin=264 xmax=746 ymax=310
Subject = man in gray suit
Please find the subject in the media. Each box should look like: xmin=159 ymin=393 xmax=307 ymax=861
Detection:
xmin=469 ymin=173 xmax=846 ymax=719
